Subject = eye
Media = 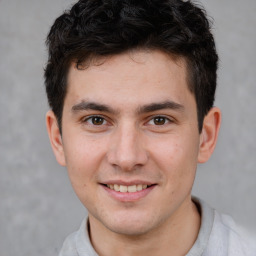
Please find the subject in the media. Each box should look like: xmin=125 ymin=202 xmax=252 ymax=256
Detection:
xmin=153 ymin=116 xmax=167 ymax=125
xmin=148 ymin=116 xmax=171 ymax=125
xmin=85 ymin=116 xmax=106 ymax=125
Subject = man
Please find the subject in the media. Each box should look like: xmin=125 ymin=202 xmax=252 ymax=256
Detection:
xmin=44 ymin=0 xmax=254 ymax=255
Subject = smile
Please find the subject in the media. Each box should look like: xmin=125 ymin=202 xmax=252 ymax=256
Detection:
xmin=107 ymin=184 xmax=148 ymax=193
xmin=102 ymin=182 xmax=156 ymax=202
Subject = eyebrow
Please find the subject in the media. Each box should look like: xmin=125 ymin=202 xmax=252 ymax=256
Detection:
xmin=71 ymin=100 xmax=184 ymax=115
xmin=71 ymin=101 xmax=117 ymax=114
xmin=137 ymin=101 xmax=184 ymax=114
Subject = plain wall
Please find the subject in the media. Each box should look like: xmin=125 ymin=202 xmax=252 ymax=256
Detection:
xmin=0 ymin=0 xmax=255 ymax=255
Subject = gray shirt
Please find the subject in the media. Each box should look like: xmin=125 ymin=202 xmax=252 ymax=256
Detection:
xmin=59 ymin=198 xmax=255 ymax=256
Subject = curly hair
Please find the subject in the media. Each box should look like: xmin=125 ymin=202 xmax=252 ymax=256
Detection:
xmin=44 ymin=0 xmax=218 ymax=132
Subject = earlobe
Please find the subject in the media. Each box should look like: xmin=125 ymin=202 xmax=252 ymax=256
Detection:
xmin=46 ymin=110 xmax=66 ymax=166
xmin=198 ymin=107 xmax=221 ymax=163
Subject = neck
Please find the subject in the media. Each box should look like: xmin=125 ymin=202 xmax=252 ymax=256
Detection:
xmin=89 ymin=198 xmax=200 ymax=256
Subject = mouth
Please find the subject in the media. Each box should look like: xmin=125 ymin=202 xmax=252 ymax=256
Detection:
xmin=100 ymin=182 xmax=156 ymax=202
xmin=103 ymin=184 xmax=153 ymax=193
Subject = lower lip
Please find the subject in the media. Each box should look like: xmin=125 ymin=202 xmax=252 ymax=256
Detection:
xmin=102 ymin=185 xmax=156 ymax=202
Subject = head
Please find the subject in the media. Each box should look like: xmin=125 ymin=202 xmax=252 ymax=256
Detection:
xmin=45 ymin=0 xmax=221 ymax=240
xmin=45 ymin=0 xmax=218 ymax=133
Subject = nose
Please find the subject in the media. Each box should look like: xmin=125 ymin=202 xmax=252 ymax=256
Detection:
xmin=107 ymin=122 xmax=148 ymax=171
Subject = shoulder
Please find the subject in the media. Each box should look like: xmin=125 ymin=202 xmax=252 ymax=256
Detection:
xmin=58 ymin=218 xmax=98 ymax=256
xmin=193 ymin=197 xmax=255 ymax=256
xmin=59 ymin=231 xmax=79 ymax=256
xmin=209 ymin=211 xmax=255 ymax=256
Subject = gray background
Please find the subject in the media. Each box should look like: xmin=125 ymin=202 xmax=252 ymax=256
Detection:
xmin=0 ymin=0 xmax=255 ymax=255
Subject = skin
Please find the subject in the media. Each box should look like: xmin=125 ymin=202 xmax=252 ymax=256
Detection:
xmin=46 ymin=50 xmax=221 ymax=256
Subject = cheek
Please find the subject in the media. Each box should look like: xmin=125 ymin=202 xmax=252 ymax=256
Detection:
xmin=149 ymin=135 xmax=185 ymax=167
xmin=63 ymin=135 xmax=107 ymax=186
xmin=63 ymin=136 xmax=108 ymax=209
xmin=149 ymin=134 xmax=199 ymax=181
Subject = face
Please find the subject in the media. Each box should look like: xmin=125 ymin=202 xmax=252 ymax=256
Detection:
xmin=48 ymin=50 xmax=215 ymax=236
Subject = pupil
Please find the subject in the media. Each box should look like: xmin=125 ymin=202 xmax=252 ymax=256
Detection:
xmin=154 ymin=117 xmax=165 ymax=125
xmin=92 ymin=117 xmax=103 ymax=125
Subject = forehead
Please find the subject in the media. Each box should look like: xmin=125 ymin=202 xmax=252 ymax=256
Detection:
xmin=65 ymin=50 xmax=194 ymax=110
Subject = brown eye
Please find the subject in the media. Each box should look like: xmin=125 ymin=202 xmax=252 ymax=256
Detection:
xmin=153 ymin=117 xmax=166 ymax=125
xmin=91 ymin=116 xmax=105 ymax=125
xmin=84 ymin=116 xmax=106 ymax=126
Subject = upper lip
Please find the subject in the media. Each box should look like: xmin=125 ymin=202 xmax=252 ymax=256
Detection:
xmin=100 ymin=180 xmax=156 ymax=186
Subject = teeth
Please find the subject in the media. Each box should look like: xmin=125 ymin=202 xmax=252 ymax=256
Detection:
xmin=128 ymin=185 xmax=136 ymax=193
xmin=114 ymin=184 xmax=120 ymax=192
xmin=137 ymin=184 xmax=142 ymax=191
xmin=120 ymin=185 xmax=128 ymax=192
xmin=107 ymin=184 xmax=149 ymax=193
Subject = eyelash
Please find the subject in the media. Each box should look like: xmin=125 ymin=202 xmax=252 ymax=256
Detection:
xmin=83 ymin=115 xmax=108 ymax=126
xmin=147 ymin=116 xmax=173 ymax=126
xmin=82 ymin=115 xmax=173 ymax=126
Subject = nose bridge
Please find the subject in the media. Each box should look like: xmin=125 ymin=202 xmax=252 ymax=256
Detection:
xmin=107 ymin=121 xmax=147 ymax=170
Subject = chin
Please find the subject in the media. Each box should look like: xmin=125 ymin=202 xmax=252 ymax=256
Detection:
xmin=108 ymin=222 xmax=152 ymax=236
xmin=102 ymin=210 xmax=160 ymax=236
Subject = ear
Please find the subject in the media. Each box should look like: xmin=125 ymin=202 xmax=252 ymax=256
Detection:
xmin=46 ymin=110 xmax=66 ymax=166
xmin=198 ymin=107 xmax=221 ymax=163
